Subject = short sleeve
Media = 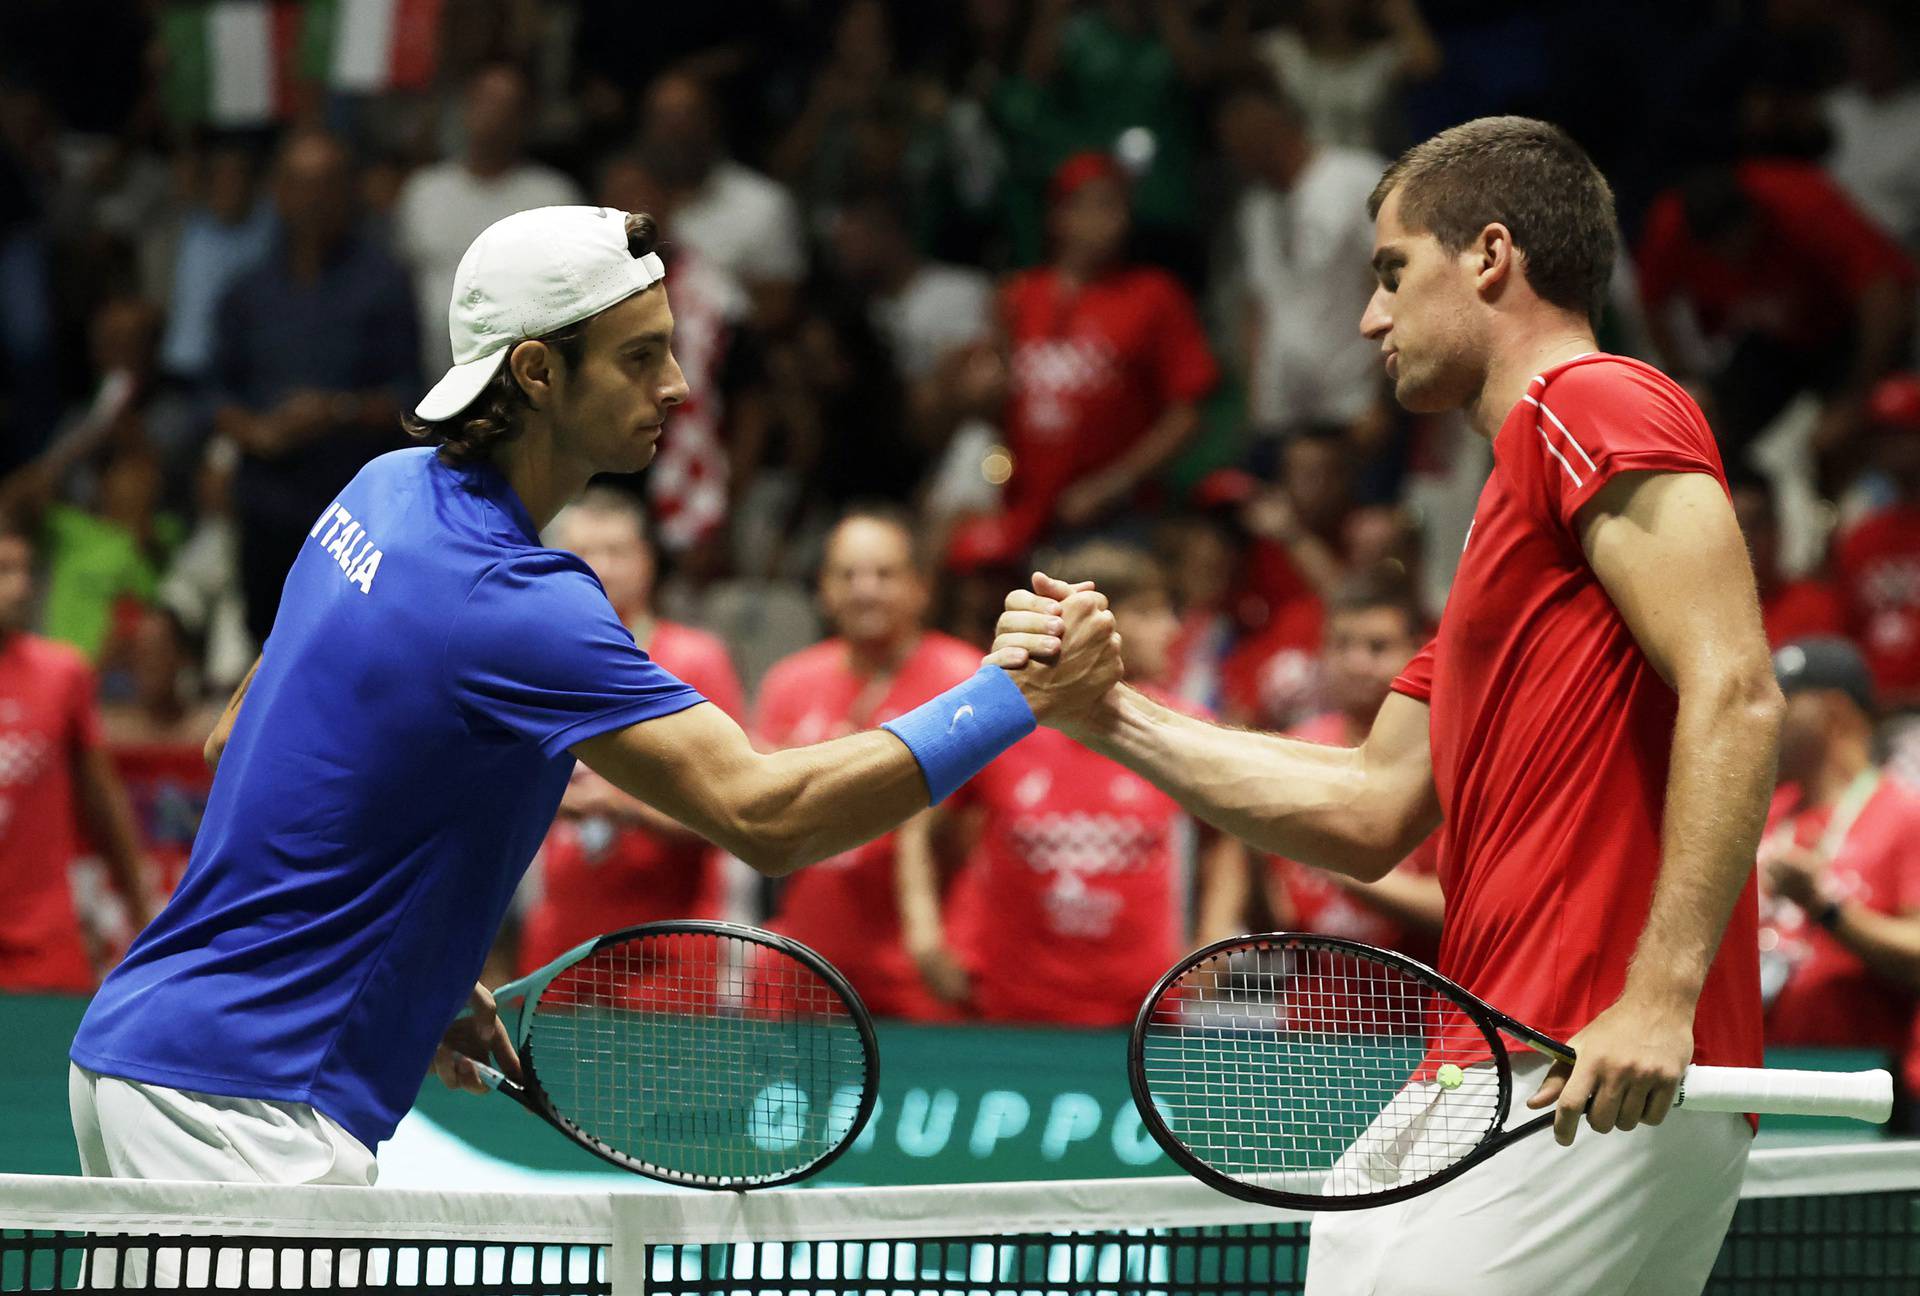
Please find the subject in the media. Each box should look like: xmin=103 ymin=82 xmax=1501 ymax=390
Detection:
xmin=446 ymin=554 xmax=706 ymax=757
xmin=1530 ymin=362 xmax=1723 ymax=532
xmin=1145 ymin=274 xmax=1219 ymax=407
xmin=1389 ymin=639 xmax=1436 ymax=703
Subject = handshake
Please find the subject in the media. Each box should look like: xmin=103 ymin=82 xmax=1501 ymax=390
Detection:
xmin=984 ymin=571 xmax=1126 ymax=731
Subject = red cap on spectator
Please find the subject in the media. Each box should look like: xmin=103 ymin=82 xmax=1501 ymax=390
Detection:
xmin=1191 ymin=468 xmax=1262 ymax=511
xmin=1868 ymin=373 xmax=1920 ymax=433
xmin=1049 ymin=151 xmax=1126 ymax=208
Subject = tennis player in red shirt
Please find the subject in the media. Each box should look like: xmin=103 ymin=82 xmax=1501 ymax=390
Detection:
xmin=515 ymin=488 xmax=748 ymax=974
xmin=756 ymin=508 xmax=983 ymax=1019
xmin=0 ymin=513 xmax=155 ymax=991
xmin=994 ymin=117 xmax=1780 ymax=1293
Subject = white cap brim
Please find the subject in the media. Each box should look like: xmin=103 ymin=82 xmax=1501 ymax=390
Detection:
xmin=415 ymin=348 xmax=511 ymax=422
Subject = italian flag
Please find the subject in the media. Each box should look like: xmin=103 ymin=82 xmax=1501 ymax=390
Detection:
xmin=159 ymin=0 xmax=443 ymax=127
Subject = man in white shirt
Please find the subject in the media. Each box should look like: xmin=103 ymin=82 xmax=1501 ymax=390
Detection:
xmin=638 ymin=72 xmax=806 ymax=328
xmin=394 ymin=65 xmax=582 ymax=377
xmin=1216 ymin=73 xmax=1387 ymax=439
xmin=1824 ymin=4 xmax=1920 ymax=253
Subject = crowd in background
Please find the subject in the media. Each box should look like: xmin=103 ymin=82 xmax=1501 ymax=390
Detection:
xmin=4 ymin=0 xmax=1920 ymax=1106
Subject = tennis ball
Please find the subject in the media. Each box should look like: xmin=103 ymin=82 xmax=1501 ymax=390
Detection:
xmin=1436 ymin=1063 xmax=1464 ymax=1090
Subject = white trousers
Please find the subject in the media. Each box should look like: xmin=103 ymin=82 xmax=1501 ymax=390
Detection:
xmin=69 ymin=1063 xmax=376 ymax=1186
xmin=1305 ymin=1054 xmax=1751 ymax=1296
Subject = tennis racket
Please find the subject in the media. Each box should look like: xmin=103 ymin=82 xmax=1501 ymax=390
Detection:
xmin=1130 ymin=933 xmax=1893 ymax=1211
xmin=454 ymin=920 xmax=878 ymax=1189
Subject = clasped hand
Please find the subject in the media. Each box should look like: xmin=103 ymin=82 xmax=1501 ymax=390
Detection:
xmin=983 ymin=571 xmax=1124 ymax=729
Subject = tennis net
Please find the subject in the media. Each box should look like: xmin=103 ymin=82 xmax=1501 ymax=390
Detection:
xmin=3 ymin=1143 xmax=1915 ymax=1294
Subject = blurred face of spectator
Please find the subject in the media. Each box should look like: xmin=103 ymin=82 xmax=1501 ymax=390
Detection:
xmin=90 ymin=298 xmax=160 ymax=377
xmin=130 ymin=609 xmax=188 ymax=713
xmin=1051 ymin=174 xmax=1130 ymax=272
xmin=555 ymin=506 xmax=655 ymax=618
xmin=1284 ymin=436 xmax=1351 ymax=532
xmin=819 ymin=517 xmax=927 ymax=649
xmin=1324 ymin=604 xmax=1421 ymax=722
xmin=833 ymin=0 xmax=892 ymax=80
xmin=640 ymin=75 xmax=720 ymax=190
xmin=465 ymin=66 xmax=529 ymax=162
xmin=599 ymin=156 xmax=669 ymax=219
xmin=1777 ymin=689 xmax=1847 ymax=786
xmin=1171 ymin=520 xmax=1238 ymax=614
xmin=541 ymin=287 xmax=689 ymax=476
xmin=1115 ymin=588 xmax=1179 ymax=685
xmin=0 ymin=535 xmax=31 ymax=634
xmin=1731 ymin=482 xmax=1780 ymax=582
xmin=100 ymin=452 xmax=161 ymax=534
xmin=274 ymin=133 xmax=354 ymax=250
xmin=1362 ymin=186 xmax=1495 ymax=415
xmin=205 ymin=146 xmax=255 ymax=224
xmin=1216 ymin=93 xmax=1291 ymax=181
xmin=830 ymin=202 xmax=909 ymax=288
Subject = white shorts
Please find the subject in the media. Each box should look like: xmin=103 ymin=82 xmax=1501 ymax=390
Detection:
xmin=69 ymin=1063 xmax=377 ymax=1186
xmin=1305 ymin=1053 xmax=1751 ymax=1296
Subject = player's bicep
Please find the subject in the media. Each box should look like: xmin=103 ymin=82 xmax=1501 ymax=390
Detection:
xmin=1360 ymin=689 xmax=1441 ymax=856
xmin=1576 ymin=471 xmax=1771 ymax=690
xmin=571 ymin=703 xmax=765 ymax=857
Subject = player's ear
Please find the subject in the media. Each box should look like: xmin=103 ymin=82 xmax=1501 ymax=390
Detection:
xmin=1474 ymin=222 xmax=1515 ymax=296
xmin=509 ymin=340 xmax=556 ymax=410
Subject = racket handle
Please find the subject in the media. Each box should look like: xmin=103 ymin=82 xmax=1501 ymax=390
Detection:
xmin=1678 ymin=1065 xmax=1893 ymax=1122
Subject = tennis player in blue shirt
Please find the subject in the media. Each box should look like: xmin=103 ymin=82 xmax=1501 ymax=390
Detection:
xmin=70 ymin=206 xmax=1120 ymax=1184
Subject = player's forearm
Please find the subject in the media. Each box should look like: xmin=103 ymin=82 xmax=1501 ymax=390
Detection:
xmin=1076 ymin=686 xmax=1427 ymax=879
xmin=727 ymin=732 xmax=931 ymax=876
xmin=1628 ymin=670 xmax=1783 ymax=1006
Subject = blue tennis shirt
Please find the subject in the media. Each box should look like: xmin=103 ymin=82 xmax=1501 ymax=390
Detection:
xmin=72 ymin=447 xmax=706 ymax=1150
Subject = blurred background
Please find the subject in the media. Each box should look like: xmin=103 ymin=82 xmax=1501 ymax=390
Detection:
xmin=2 ymin=0 xmax=1920 ymax=1180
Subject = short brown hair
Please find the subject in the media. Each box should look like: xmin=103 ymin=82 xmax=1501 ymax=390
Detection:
xmin=1369 ymin=116 xmax=1616 ymax=324
xmin=1328 ymin=571 xmax=1424 ymax=640
xmin=1048 ymin=540 xmax=1168 ymax=609
xmin=402 ymin=211 xmax=662 ymax=465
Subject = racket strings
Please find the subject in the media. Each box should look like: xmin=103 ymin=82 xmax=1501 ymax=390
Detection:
xmin=525 ymin=931 xmax=869 ymax=1184
xmin=1139 ymin=941 xmax=1503 ymax=1200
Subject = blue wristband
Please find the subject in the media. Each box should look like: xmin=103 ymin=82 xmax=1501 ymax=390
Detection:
xmin=882 ymin=666 xmax=1037 ymax=804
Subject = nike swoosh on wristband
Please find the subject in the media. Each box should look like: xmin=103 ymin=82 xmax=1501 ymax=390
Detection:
xmin=949 ymin=704 xmax=976 ymax=732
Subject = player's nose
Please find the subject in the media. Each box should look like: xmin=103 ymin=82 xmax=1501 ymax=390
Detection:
xmin=1360 ymin=291 xmax=1391 ymax=340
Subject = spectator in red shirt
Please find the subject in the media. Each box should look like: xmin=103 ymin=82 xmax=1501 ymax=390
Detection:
xmin=1262 ymin=579 xmax=1443 ymax=962
xmin=1834 ymin=373 xmax=1920 ymax=708
xmin=96 ymin=606 xmax=222 ymax=924
xmin=755 ymin=507 xmax=982 ymax=1019
xmin=515 ymin=488 xmax=748 ymax=976
xmin=948 ymin=152 xmax=1219 ymax=567
xmin=1758 ymin=637 xmax=1920 ymax=1096
xmin=900 ymin=541 xmax=1249 ymax=1025
xmin=1637 ymin=160 xmax=1916 ymax=463
xmin=0 ymin=512 xmax=155 ymax=991
xmin=1728 ymin=466 xmax=1845 ymax=649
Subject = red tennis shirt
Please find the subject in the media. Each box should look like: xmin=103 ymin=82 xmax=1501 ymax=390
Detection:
xmin=1391 ymin=354 xmax=1763 ymax=1071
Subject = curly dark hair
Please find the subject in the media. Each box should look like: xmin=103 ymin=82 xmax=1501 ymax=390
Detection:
xmin=402 ymin=211 xmax=661 ymax=465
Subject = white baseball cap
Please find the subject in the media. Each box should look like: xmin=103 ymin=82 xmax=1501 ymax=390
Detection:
xmin=414 ymin=206 xmax=667 ymax=422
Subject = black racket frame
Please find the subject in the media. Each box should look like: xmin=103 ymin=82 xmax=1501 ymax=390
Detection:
xmin=495 ymin=919 xmax=881 ymax=1191
xmin=1127 ymin=932 xmax=1573 ymax=1211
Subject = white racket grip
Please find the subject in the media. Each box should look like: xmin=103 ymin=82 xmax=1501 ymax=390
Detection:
xmin=1677 ymin=1065 xmax=1893 ymax=1123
